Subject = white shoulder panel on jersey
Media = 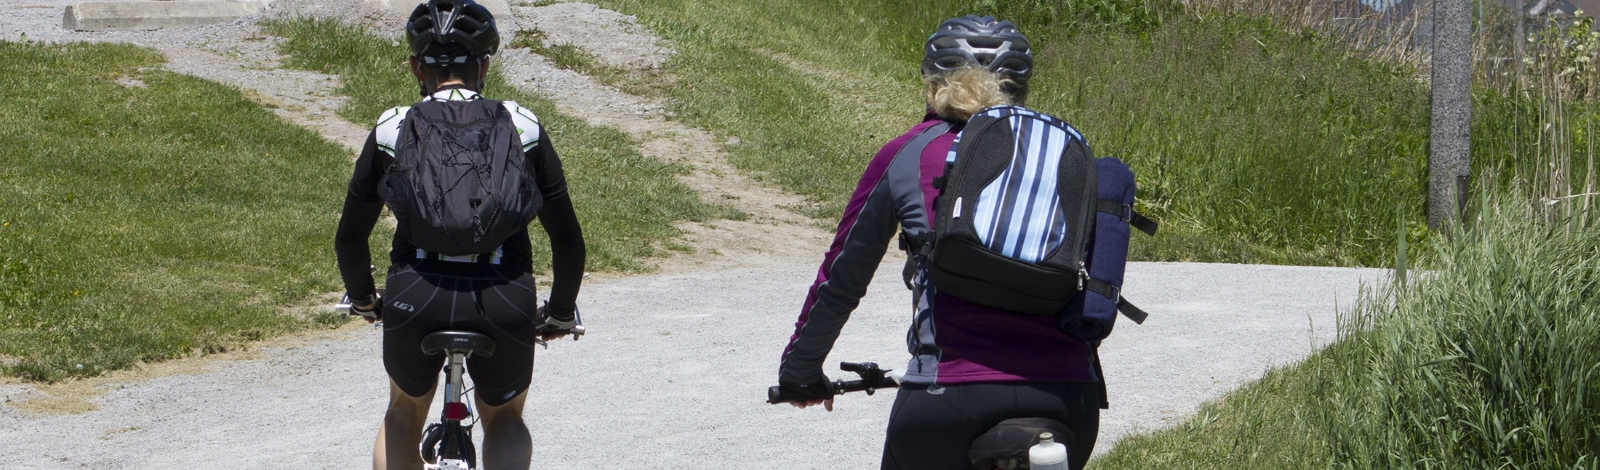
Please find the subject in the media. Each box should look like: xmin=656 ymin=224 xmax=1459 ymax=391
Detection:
xmin=501 ymin=101 xmax=542 ymax=152
xmin=374 ymin=106 xmax=411 ymax=157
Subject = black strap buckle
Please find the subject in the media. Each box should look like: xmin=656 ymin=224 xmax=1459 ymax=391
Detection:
xmin=899 ymin=231 xmax=931 ymax=256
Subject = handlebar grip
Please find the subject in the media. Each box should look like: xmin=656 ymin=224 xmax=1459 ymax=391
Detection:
xmin=840 ymin=361 xmax=876 ymax=373
xmin=767 ymin=381 xmax=846 ymax=404
xmin=767 ymin=384 xmax=825 ymax=404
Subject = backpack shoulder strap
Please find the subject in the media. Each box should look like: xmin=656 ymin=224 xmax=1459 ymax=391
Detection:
xmin=890 ymin=120 xmax=953 ymax=248
xmin=890 ymin=120 xmax=953 ymax=290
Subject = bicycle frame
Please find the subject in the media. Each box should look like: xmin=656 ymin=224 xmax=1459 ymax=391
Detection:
xmin=422 ymin=350 xmax=479 ymax=470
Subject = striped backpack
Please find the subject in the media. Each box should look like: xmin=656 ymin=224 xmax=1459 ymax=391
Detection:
xmin=927 ymin=106 xmax=1157 ymax=340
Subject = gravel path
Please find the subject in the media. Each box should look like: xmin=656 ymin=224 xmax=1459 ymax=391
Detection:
xmin=0 ymin=260 xmax=1385 ymax=468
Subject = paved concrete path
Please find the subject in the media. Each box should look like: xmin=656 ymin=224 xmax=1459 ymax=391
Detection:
xmin=0 ymin=261 xmax=1385 ymax=469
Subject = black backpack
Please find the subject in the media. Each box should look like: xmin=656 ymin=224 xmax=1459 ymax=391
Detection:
xmin=925 ymin=106 xmax=1156 ymax=338
xmin=378 ymin=98 xmax=542 ymax=256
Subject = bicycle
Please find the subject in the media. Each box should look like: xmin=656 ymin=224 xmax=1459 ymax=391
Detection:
xmin=338 ymin=292 xmax=586 ymax=470
xmin=768 ymin=362 xmax=1077 ymax=470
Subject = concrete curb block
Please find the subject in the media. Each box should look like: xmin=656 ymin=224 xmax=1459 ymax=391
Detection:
xmin=64 ymin=1 xmax=267 ymax=32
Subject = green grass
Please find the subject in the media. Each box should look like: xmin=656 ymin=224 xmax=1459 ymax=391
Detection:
xmin=1091 ymin=193 xmax=1600 ymax=469
xmin=0 ymin=40 xmax=351 ymax=381
xmin=260 ymin=17 xmax=723 ymax=273
xmin=589 ymin=0 xmax=1446 ymax=266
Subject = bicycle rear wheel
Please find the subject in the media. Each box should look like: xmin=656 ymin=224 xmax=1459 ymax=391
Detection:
xmin=421 ymin=421 xmax=477 ymax=469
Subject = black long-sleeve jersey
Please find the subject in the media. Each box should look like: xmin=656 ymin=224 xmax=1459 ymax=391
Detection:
xmin=334 ymin=90 xmax=584 ymax=315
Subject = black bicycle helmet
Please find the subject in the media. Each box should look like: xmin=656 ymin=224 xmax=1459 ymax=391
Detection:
xmin=922 ymin=15 xmax=1032 ymax=98
xmin=405 ymin=0 xmax=500 ymax=62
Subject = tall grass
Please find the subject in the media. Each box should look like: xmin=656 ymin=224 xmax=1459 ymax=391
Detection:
xmin=1093 ymin=189 xmax=1600 ymax=469
xmin=1474 ymin=8 xmax=1600 ymax=225
xmin=259 ymin=17 xmax=725 ymax=273
xmin=1317 ymin=195 xmax=1600 ymax=467
xmin=596 ymin=0 xmax=1436 ymax=266
xmin=1184 ymin=0 xmax=1600 ymax=228
xmin=0 ymin=41 xmax=350 ymax=381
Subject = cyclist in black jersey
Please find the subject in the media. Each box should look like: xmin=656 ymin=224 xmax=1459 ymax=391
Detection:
xmin=333 ymin=1 xmax=585 ymax=468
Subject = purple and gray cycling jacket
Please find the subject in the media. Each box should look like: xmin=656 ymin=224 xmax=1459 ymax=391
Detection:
xmin=779 ymin=115 xmax=1098 ymax=386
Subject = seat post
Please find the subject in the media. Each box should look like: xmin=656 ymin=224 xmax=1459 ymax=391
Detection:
xmin=446 ymin=352 xmax=467 ymax=406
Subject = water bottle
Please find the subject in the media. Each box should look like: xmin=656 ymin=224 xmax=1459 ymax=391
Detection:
xmin=1028 ymin=432 xmax=1069 ymax=470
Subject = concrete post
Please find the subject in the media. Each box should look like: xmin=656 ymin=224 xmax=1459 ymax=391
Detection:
xmin=1430 ymin=0 xmax=1473 ymax=231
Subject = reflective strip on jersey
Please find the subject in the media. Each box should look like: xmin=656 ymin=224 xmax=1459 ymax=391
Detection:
xmin=374 ymin=106 xmax=411 ymax=156
xmin=414 ymin=247 xmax=504 ymax=264
xmin=502 ymin=101 xmax=541 ymax=152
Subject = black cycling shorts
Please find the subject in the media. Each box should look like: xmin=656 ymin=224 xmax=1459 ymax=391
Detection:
xmin=881 ymin=382 xmax=1101 ymax=470
xmin=381 ymin=261 xmax=542 ymax=407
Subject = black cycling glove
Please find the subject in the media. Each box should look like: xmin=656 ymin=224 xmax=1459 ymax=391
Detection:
xmin=535 ymin=303 xmax=585 ymax=339
xmin=350 ymin=294 xmax=382 ymax=321
xmin=777 ymin=375 xmax=836 ymax=401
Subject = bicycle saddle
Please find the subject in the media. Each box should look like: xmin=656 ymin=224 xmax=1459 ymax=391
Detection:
xmin=420 ymin=330 xmax=497 ymax=357
xmin=969 ymin=417 xmax=1074 ymax=470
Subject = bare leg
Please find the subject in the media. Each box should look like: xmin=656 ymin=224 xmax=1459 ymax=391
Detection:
xmin=375 ymin=379 xmax=436 ymax=470
xmin=475 ymin=389 xmax=531 ymax=470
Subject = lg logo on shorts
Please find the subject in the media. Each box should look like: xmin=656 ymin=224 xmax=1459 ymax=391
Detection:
xmin=393 ymin=302 xmax=416 ymax=312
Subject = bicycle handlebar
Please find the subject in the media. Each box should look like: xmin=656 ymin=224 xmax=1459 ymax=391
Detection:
xmin=766 ymin=362 xmax=901 ymax=404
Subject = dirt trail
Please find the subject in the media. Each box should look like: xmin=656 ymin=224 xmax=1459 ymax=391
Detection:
xmin=502 ymin=3 xmax=834 ymax=273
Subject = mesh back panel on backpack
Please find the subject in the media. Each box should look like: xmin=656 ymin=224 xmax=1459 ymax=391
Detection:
xmin=378 ymin=99 xmax=543 ymax=256
xmin=928 ymin=106 xmax=1098 ymax=316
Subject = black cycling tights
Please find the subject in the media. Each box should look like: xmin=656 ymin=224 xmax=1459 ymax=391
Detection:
xmin=881 ymin=382 xmax=1100 ymax=470
xmin=381 ymin=261 xmax=542 ymax=407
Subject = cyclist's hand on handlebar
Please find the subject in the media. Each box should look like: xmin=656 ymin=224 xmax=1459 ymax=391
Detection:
xmin=535 ymin=305 xmax=583 ymax=341
xmin=791 ymin=398 xmax=834 ymax=411
xmin=779 ymin=376 xmax=836 ymax=412
xmin=351 ymin=294 xmax=381 ymax=323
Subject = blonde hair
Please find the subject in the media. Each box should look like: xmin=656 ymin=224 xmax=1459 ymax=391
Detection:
xmin=924 ymin=67 xmax=1016 ymax=121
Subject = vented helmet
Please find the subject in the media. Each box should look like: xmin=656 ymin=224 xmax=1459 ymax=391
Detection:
xmin=405 ymin=0 xmax=500 ymax=63
xmin=922 ymin=15 xmax=1032 ymax=98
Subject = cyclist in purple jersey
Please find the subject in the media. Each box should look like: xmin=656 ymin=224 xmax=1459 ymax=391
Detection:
xmin=776 ymin=16 xmax=1100 ymax=470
